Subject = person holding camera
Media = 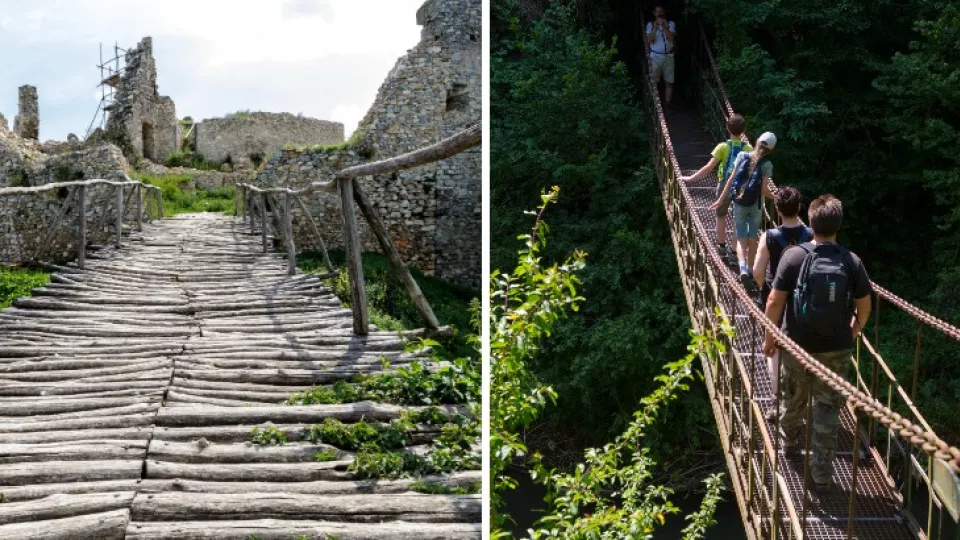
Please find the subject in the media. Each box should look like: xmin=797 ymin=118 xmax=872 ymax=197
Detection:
xmin=645 ymin=5 xmax=676 ymax=107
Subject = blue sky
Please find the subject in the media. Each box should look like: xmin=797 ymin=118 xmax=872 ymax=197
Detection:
xmin=0 ymin=0 xmax=425 ymax=141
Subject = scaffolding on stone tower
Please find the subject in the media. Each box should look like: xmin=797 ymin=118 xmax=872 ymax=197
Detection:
xmin=84 ymin=42 xmax=126 ymax=139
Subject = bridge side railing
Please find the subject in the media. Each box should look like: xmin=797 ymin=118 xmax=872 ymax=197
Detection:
xmin=236 ymin=123 xmax=481 ymax=336
xmin=0 ymin=176 xmax=163 ymax=269
xmin=642 ymin=13 xmax=960 ymax=540
xmin=691 ymin=23 xmax=960 ymax=534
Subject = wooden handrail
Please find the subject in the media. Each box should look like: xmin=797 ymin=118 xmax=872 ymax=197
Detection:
xmin=236 ymin=123 xmax=481 ymax=334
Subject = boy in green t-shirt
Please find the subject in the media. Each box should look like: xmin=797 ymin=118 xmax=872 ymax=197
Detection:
xmin=681 ymin=114 xmax=751 ymax=263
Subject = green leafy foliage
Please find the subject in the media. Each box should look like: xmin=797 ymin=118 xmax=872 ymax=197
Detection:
xmin=286 ymin=357 xmax=479 ymax=407
xmin=409 ymin=480 xmax=480 ymax=495
xmin=491 ymin=192 xmax=726 ymax=538
xmin=250 ymin=425 xmax=288 ymax=446
xmin=311 ymin=450 xmax=339 ymax=462
xmin=0 ymin=267 xmax=49 ymax=309
xmin=492 ymin=0 xmax=711 ymax=477
xmin=133 ymin=172 xmax=236 ymax=216
xmin=298 ymin=250 xmax=478 ymax=356
xmin=164 ymin=151 xmax=223 ymax=171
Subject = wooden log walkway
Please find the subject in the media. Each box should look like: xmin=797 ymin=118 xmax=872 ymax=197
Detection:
xmin=0 ymin=213 xmax=480 ymax=539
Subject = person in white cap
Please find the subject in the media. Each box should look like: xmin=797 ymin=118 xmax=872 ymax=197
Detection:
xmin=709 ymin=131 xmax=777 ymax=290
xmin=646 ymin=5 xmax=676 ymax=107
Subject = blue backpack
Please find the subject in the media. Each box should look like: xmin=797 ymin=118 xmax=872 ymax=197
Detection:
xmin=728 ymin=153 xmax=769 ymax=208
xmin=721 ymin=140 xmax=746 ymax=182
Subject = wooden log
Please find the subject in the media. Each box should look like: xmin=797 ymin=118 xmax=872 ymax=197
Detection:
xmin=353 ymin=182 xmax=439 ymax=329
xmin=284 ymin=192 xmax=296 ymax=276
xmin=129 ymin=492 xmax=480 ymax=522
xmin=0 ymin=460 xmax=143 ymax=485
xmin=339 ymin=178 xmax=369 ymax=334
xmin=136 ymin=471 xmax=480 ymax=496
xmin=0 ymin=492 xmax=135 ymax=526
xmin=136 ymin=183 xmax=142 ymax=231
xmin=144 ymin=460 xmax=352 ymax=482
xmin=0 ymin=412 xmax=157 ymax=433
xmin=0 ymin=509 xmax=129 ymax=539
xmin=0 ymin=441 xmax=147 ymax=463
xmin=78 ymin=184 xmax=86 ymax=269
xmin=153 ymin=402 xmax=457 ymax=427
xmin=0 ymin=480 xmax=142 ymax=502
xmin=124 ymin=520 xmax=481 ymax=540
xmin=293 ymin=193 xmax=335 ymax=272
xmin=11 ymin=426 xmax=152 ymax=445
xmin=146 ymin=440 xmax=346 ymax=463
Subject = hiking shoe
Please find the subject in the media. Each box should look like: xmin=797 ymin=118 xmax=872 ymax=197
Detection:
xmin=739 ymin=272 xmax=759 ymax=295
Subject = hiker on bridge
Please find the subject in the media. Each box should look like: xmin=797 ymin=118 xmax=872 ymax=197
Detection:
xmin=681 ymin=113 xmax=750 ymax=266
xmin=646 ymin=5 xmax=676 ymax=107
xmin=709 ymin=131 xmax=777 ymax=291
xmin=761 ymin=194 xmax=873 ymax=493
xmin=752 ymin=186 xmax=812 ymax=399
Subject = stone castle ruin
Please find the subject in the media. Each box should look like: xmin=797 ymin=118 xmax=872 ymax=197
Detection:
xmin=104 ymin=37 xmax=179 ymax=162
xmin=255 ymin=0 xmax=481 ymax=286
xmin=1 ymin=0 xmax=480 ymax=287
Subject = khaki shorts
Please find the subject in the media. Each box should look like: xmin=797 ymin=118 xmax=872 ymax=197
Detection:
xmin=649 ymin=53 xmax=675 ymax=84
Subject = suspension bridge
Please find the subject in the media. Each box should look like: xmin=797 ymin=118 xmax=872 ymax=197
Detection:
xmin=0 ymin=127 xmax=482 ymax=538
xmin=643 ymin=18 xmax=960 ymax=540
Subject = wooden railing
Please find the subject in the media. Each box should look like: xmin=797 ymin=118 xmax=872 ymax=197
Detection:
xmin=237 ymin=123 xmax=481 ymax=335
xmin=0 ymin=176 xmax=163 ymax=268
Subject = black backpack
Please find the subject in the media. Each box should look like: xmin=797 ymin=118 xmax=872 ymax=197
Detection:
xmin=792 ymin=243 xmax=855 ymax=339
xmin=729 ymin=154 xmax=768 ymax=208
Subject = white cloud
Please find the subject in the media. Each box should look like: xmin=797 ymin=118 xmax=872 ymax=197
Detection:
xmin=0 ymin=0 xmax=424 ymax=141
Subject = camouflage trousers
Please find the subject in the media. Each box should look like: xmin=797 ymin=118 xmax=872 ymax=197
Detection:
xmin=778 ymin=348 xmax=851 ymax=484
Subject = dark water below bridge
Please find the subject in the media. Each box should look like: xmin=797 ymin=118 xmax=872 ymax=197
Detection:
xmin=502 ymin=466 xmax=748 ymax=539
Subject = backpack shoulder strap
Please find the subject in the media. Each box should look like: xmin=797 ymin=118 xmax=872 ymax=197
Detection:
xmin=768 ymin=228 xmax=786 ymax=249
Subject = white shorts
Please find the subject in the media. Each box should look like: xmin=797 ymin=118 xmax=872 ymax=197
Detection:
xmin=649 ymin=54 xmax=675 ymax=84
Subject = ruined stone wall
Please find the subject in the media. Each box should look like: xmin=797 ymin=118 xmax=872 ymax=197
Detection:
xmin=195 ymin=112 xmax=344 ymax=165
xmin=255 ymin=147 xmax=436 ymax=270
xmin=253 ymin=0 xmax=481 ymax=287
xmin=0 ymin=182 xmax=146 ymax=264
xmin=105 ymin=37 xmax=179 ymax=163
xmin=13 ymin=85 xmax=39 ymax=141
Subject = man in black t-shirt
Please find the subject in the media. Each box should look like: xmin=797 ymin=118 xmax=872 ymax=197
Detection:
xmin=752 ymin=187 xmax=812 ymax=401
xmin=761 ymin=194 xmax=872 ymax=493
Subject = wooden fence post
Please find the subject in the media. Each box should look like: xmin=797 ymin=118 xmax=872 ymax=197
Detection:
xmin=78 ymin=184 xmax=86 ymax=269
xmin=234 ymin=185 xmax=240 ymax=218
xmin=339 ymin=178 xmax=369 ymax=334
xmin=353 ymin=181 xmax=439 ymax=329
xmin=157 ymin=189 xmax=164 ymax=219
xmin=136 ymin=184 xmax=143 ymax=231
xmin=248 ymin=189 xmax=256 ymax=235
xmin=115 ymin=185 xmax=124 ymax=248
xmin=260 ymin=192 xmax=268 ymax=253
xmin=284 ymin=192 xmax=296 ymax=276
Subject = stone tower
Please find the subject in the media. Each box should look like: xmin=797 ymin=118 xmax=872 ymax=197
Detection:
xmin=105 ymin=37 xmax=179 ymax=162
xmin=13 ymin=85 xmax=39 ymax=141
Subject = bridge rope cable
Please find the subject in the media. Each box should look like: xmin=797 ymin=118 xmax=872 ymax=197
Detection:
xmin=643 ymin=20 xmax=960 ymax=474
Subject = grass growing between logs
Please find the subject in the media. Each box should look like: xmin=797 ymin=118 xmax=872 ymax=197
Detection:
xmin=131 ymin=172 xmax=236 ymax=217
xmin=0 ymin=267 xmax=50 ymax=309
xmin=298 ymin=249 xmax=478 ymax=353
xmin=275 ymin=251 xmax=481 ymax=486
